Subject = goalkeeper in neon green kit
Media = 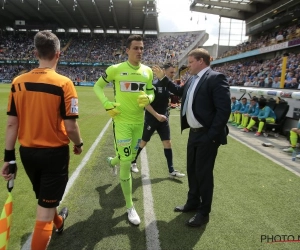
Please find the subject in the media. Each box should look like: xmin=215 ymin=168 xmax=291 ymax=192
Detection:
xmin=93 ymin=35 xmax=154 ymax=225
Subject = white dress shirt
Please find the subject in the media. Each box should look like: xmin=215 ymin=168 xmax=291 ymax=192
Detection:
xmin=186 ymin=66 xmax=210 ymax=128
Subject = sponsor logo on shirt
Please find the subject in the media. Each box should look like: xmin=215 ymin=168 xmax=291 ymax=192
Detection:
xmin=120 ymin=72 xmax=128 ymax=76
xmin=143 ymin=71 xmax=148 ymax=77
xmin=117 ymin=138 xmax=131 ymax=147
xmin=120 ymin=81 xmax=146 ymax=92
xmin=71 ymin=98 xmax=79 ymax=114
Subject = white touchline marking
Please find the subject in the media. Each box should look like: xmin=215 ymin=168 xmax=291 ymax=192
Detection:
xmin=141 ymin=147 xmax=161 ymax=250
xmin=229 ymin=134 xmax=300 ymax=177
xmin=21 ymin=119 xmax=112 ymax=250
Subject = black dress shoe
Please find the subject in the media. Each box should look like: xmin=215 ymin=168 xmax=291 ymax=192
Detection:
xmin=174 ymin=204 xmax=198 ymax=212
xmin=186 ymin=213 xmax=209 ymax=227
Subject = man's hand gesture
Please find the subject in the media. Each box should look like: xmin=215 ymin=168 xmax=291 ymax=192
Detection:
xmin=152 ymin=65 xmax=165 ymax=80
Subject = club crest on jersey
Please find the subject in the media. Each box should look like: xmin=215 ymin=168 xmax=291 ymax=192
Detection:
xmin=70 ymin=98 xmax=79 ymax=114
xmin=143 ymin=71 xmax=148 ymax=77
xmin=120 ymin=81 xmax=146 ymax=92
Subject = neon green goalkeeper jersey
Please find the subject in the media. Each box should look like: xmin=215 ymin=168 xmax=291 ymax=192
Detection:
xmin=94 ymin=61 xmax=154 ymax=124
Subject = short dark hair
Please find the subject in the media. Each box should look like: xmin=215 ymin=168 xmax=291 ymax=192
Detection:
xmin=162 ymin=63 xmax=174 ymax=69
xmin=126 ymin=35 xmax=143 ymax=48
xmin=34 ymin=30 xmax=60 ymax=60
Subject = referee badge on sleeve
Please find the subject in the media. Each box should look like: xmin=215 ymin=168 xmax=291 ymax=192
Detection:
xmin=71 ymin=98 xmax=79 ymax=114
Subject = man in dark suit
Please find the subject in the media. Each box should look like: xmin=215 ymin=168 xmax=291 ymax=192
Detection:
xmin=152 ymin=48 xmax=231 ymax=227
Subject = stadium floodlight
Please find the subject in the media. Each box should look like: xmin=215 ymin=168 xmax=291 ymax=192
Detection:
xmin=120 ymin=30 xmax=130 ymax=34
xmin=73 ymin=0 xmax=77 ymax=11
xmin=37 ymin=0 xmax=41 ymax=11
xmin=94 ymin=29 xmax=104 ymax=33
xmin=2 ymin=0 xmax=6 ymax=10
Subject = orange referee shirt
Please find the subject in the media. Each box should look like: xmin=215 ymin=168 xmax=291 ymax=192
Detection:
xmin=7 ymin=68 xmax=79 ymax=148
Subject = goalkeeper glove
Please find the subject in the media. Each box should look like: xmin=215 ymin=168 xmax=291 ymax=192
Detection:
xmin=104 ymin=101 xmax=121 ymax=118
xmin=137 ymin=91 xmax=153 ymax=108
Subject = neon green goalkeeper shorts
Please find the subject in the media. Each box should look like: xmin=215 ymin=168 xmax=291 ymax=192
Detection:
xmin=113 ymin=121 xmax=143 ymax=162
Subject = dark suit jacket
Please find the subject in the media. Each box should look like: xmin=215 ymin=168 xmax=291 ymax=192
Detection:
xmin=160 ymin=68 xmax=231 ymax=145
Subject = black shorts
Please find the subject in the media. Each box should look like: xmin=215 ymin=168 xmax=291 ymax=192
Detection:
xmin=142 ymin=119 xmax=170 ymax=142
xmin=19 ymin=145 xmax=70 ymax=208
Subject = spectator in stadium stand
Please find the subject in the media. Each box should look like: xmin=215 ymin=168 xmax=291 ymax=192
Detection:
xmin=285 ymin=72 xmax=293 ymax=86
xmin=241 ymin=98 xmax=276 ymax=136
xmin=244 ymin=77 xmax=252 ymax=86
xmin=285 ymin=77 xmax=298 ymax=89
xmin=264 ymin=73 xmax=273 ymax=87
xmin=252 ymin=76 xmax=260 ymax=87
xmin=93 ymin=35 xmax=154 ymax=226
xmin=276 ymin=32 xmax=284 ymax=43
xmin=130 ymin=62 xmax=185 ymax=177
xmin=266 ymin=76 xmax=273 ymax=88
xmin=152 ymin=48 xmax=231 ymax=228
xmin=259 ymin=77 xmax=265 ymax=88
xmin=1 ymin=31 xmax=83 ymax=250
xmin=272 ymin=76 xmax=281 ymax=88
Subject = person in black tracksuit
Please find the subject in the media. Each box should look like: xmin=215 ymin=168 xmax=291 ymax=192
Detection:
xmin=131 ymin=63 xmax=185 ymax=178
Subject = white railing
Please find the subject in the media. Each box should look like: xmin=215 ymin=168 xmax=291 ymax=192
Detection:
xmin=230 ymin=86 xmax=300 ymax=99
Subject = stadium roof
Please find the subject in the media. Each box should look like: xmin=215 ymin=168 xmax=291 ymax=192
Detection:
xmin=190 ymin=0 xmax=297 ymax=23
xmin=0 ymin=0 xmax=159 ymax=35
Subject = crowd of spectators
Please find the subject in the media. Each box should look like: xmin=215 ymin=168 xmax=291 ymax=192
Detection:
xmin=0 ymin=33 xmax=69 ymax=60
xmin=2 ymin=27 xmax=300 ymax=88
xmin=0 ymin=32 xmax=197 ymax=65
xmin=0 ymin=32 xmax=198 ymax=81
xmin=212 ymin=52 xmax=300 ymax=89
xmin=0 ymin=64 xmax=27 ymax=80
xmin=218 ymin=23 xmax=300 ymax=59
xmin=0 ymin=64 xmax=104 ymax=82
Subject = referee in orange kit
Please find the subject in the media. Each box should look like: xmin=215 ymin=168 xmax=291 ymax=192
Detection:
xmin=1 ymin=30 xmax=83 ymax=250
